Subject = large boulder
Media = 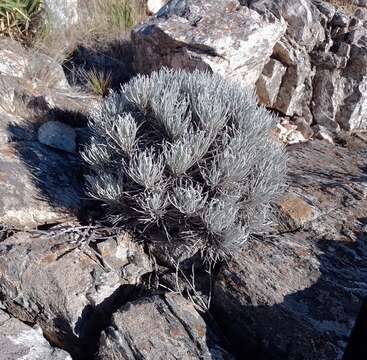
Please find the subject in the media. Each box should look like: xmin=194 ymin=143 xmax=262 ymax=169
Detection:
xmin=0 ymin=46 xmax=98 ymax=229
xmin=132 ymin=0 xmax=367 ymax=132
xmin=0 ymin=229 xmax=152 ymax=357
xmin=132 ymin=0 xmax=286 ymax=89
xmin=0 ymin=310 xmax=72 ymax=360
xmin=212 ymin=138 xmax=367 ymax=360
xmin=249 ymin=0 xmax=324 ymax=122
xmin=97 ymin=293 xmax=234 ymax=359
xmin=251 ymin=0 xmax=367 ymax=130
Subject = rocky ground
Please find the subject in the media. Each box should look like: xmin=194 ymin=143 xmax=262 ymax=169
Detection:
xmin=0 ymin=0 xmax=367 ymax=359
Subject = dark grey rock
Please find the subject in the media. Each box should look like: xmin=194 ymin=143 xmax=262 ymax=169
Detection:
xmin=355 ymin=0 xmax=367 ymax=8
xmin=97 ymin=293 xmax=234 ymax=360
xmin=212 ymin=138 xmax=367 ymax=360
xmin=0 ymin=230 xmax=152 ymax=357
xmin=332 ymin=10 xmax=350 ymax=28
xmin=38 ymin=121 xmax=76 ymax=153
xmin=0 ymin=111 xmax=37 ymax=145
xmin=314 ymin=0 xmax=336 ymax=22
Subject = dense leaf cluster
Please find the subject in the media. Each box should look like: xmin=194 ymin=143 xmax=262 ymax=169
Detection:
xmin=82 ymin=68 xmax=287 ymax=261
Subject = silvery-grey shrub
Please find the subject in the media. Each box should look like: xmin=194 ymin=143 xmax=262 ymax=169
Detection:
xmin=82 ymin=68 xmax=287 ymax=262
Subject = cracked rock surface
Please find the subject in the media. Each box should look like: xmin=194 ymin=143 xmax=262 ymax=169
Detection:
xmin=97 ymin=293 xmax=234 ymax=360
xmin=133 ymin=0 xmax=367 ymax=131
xmin=0 ymin=229 xmax=152 ymax=358
xmin=212 ymin=137 xmax=367 ymax=360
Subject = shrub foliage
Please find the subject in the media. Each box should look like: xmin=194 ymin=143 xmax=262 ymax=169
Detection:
xmin=82 ymin=69 xmax=287 ymax=261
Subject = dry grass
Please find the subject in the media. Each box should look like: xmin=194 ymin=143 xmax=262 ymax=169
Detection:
xmin=84 ymin=0 xmax=146 ymax=38
xmin=34 ymin=0 xmax=146 ymax=58
xmin=325 ymin=0 xmax=360 ymax=13
xmin=80 ymin=67 xmax=112 ymax=97
xmin=0 ymin=0 xmax=43 ymax=45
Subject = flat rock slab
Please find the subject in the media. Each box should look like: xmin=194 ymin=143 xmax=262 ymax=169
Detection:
xmin=213 ymin=137 xmax=367 ymax=360
xmin=98 ymin=293 xmax=234 ymax=360
xmin=0 ymin=141 xmax=82 ymax=228
xmin=0 ymin=310 xmax=71 ymax=360
xmin=277 ymin=138 xmax=367 ymax=231
xmin=0 ymin=229 xmax=152 ymax=357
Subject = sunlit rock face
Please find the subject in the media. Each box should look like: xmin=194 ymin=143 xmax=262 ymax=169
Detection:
xmin=147 ymin=0 xmax=167 ymax=14
xmin=133 ymin=0 xmax=286 ymax=90
xmin=135 ymin=0 xmax=367 ymax=132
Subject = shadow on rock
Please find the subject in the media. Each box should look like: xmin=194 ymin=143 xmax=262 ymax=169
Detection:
xmin=343 ymin=295 xmax=367 ymax=360
xmin=209 ymin=138 xmax=367 ymax=359
xmin=2 ymin=115 xmax=86 ymax=228
xmin=211 ymin=222 xmax=367 ymax=360
xmin=63 ymin=39 xmax=136 ymax=91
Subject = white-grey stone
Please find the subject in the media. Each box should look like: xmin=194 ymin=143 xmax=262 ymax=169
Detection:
xmin=0 ymin=310 xmax=71 ymax=360
xmin=312 ymin=124 xmax=334 ymax=144
xmin=256 ymin=58 xmax=287 ymax=107
xmin=132 ymin=0 xmax=286 ymax=90
xmin=0 ymin=39 xmax=69 ymax=89
xmin=0 ymin=39 xmax=28 ymax=78
xmin=272 ymin=37 xmax=313 ymax=118
xmin=354 ymin=8 xmax=367 ymax=21
xmin=147 ymin=0 xmax=167 ymax=14
xmin=44 ymin=0 xmax=79 ymax=30
xmin=249 ymin=0 xmax=325 ymax=50
xmin=311 ymin=68 xmax=342 ymax=131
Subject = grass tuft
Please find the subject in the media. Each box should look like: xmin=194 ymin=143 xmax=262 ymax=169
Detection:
xmin=82 ymin=0 xmax=146 ymax=41
xmin=32 ymin=0 xmax=146 ymax=62
xmin=81 ymin=67 xmax=112 ymax=97
xmin=0 ymin=0 xmax=43 ymax=44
